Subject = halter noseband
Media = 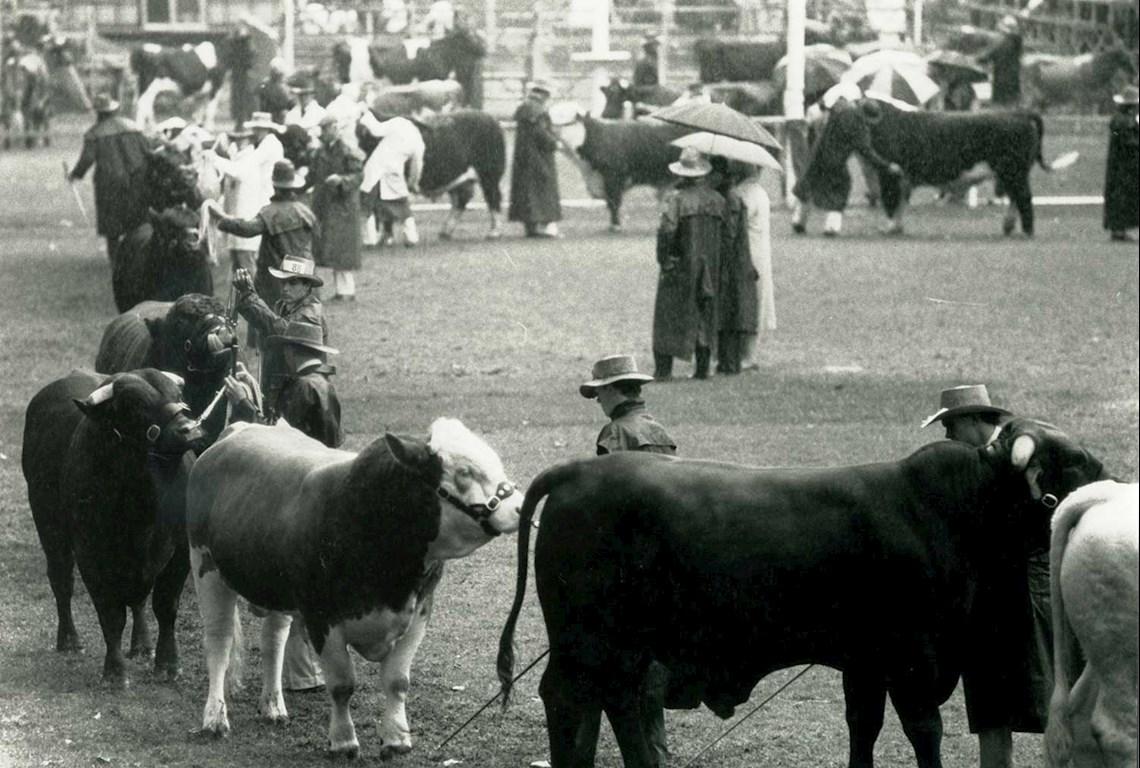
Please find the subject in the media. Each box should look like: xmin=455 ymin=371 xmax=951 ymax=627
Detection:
xmin=436 ymin=480 xmax=517 ymax=537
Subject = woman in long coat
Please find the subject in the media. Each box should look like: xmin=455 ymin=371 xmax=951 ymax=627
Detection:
xmin=729 ymin=161 xmax=774 ymax=372
xmin=310 ymin=115 xmax=364 ymax=299
xmin=508 ymin=82 xmax=562 ymax=237
xmin=653 ymin=148 xmax=728 ymax=381
xmin=1104 ymin=85 xmax=1139 ymax=242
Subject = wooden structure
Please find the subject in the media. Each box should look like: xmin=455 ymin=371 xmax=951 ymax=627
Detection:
xmin=959 ymin=0 xmax=1138 ymax=53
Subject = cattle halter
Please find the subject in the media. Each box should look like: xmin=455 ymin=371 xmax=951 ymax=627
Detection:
xmin=436 ymin=480 xmax=516 ymax=537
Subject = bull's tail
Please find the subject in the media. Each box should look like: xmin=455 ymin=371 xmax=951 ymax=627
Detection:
xmin=495 ymin=459 xmax=581 ymax=708
xmin=1043 ymin=483 xmax=1115 ymax=767
xmin=1032 ymin=113 xmax=1080 ymax=172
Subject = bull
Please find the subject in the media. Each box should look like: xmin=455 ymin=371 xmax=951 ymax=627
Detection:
xmin=561 ymin=115 xmax=688 ymax=231
xmin=22 ymin=369 xmax=207 ymax=684
xmin=130 ymin=39 xmax=236 ymax=129
xmin=498 ymin=418 xmax=1107 ymax=768
xmin=111 ymin=206 xmax=213 ymax=313
xmin=813 ymin=98 xmax=1064 ymax=236
xmin=1044 ymin=480 xmax=1138 ymax=768
xmin=95 ymin=293 xmax=237 ymax=446
xmin=187 ymin=418 xmax=523 ymax=758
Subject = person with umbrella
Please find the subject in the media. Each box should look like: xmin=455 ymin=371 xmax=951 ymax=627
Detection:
xmin=652 ymin=147 xmax=731 ymax=380
xmin=1104 ymin=85 xmax=1138 ymax=242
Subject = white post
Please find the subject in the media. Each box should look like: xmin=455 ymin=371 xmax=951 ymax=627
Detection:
xmin=283 ymin=0 xmax=295 ymax=70
xmin=783 ymin=0 xmax=805 ymax=121
xmin=592 ymin=0 xmax=611 ymax=55
xmin=660 ymin=0 xmax=673 ymax=85
xmin=485 ymin=0 xmax=497 ymax=53
xmin=913 ymin=0 xmax=924 ymax=46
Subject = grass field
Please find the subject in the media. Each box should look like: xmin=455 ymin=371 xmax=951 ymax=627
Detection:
xmin=0 ymin=125 xmax=1136 ymax=768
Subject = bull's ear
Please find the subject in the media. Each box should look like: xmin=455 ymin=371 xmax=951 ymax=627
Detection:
xmin=74 ymin=382 xmax=115 ymax=419
xmin=859 ymin=99 xmax=883 ymax=124
xmin=384 ymin=432 xmax=436 ymax=474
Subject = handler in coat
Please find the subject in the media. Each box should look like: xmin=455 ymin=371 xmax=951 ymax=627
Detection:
xmin=653 ymin=147 xmax=730 ymax=381
xmin=1104 ymin=85 xmax=1139 ymax=242
xmin=310 ymin=114 xmax=363 ymax=300
xmin=67 ymin=93 xmax=151 ymax=263
xmin=508 ymin=81 xmax=562 ymax=238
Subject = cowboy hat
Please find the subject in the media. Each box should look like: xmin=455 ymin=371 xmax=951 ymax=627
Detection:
xmin=267 ymin=319 xmax=339 ymax=355
xmin=245 ymin=111 xmax=283 ymax=132
xmin=267 ymin=254 xmax=324 ymax=286
xmin=579 ymin=354 xmax=654 ymax=398
xmin=1113 ymin=84 xmax=1139 ymax=105
xmin=270 ymin=159 xmax=307 ymax=190
xmin=668 ymin=146 xmax=712 ymax=177
xmin=920 ymin=384 xmax=1011 ymax=428
xmin=92 ymin=92 xmax=120 ymax=113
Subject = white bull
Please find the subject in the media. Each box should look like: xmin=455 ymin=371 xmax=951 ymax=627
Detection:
xmin=1045 ymin=480 xmax=1139 ymax=768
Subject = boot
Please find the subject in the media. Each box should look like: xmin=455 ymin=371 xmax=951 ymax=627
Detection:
xmin=693 ymin=346 xmax=711 ymax=380
xmin=653 ymin=354 xmax=673 ymax=381
xmin=403 ymin=217 xmax=420 ymax=246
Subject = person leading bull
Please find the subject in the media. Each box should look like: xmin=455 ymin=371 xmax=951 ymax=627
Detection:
xmin=67 ymin=92 xmax=150 ymax=264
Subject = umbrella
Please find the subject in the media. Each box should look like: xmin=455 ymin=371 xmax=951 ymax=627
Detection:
xmin=671 ymin=132 xmax=782 ymax=172
xmin=650 ymin=101 xmax=781 ymax=151
xmin=773 ymin=44 xmax=853 ymax=96
xmin=925 ymin=50 xmax=988 ymax=84
xmin=842 ymin=52 xmax=940 ymax=107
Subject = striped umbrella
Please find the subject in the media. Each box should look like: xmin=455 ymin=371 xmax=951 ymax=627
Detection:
xmin=842 ymin=51 xmax=940 ymax=107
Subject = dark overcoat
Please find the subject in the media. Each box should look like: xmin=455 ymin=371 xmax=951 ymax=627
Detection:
xmin=310 ymin=137 xmax=364 ymax=270
xmin=718 ymin=190 xmax=758 ymax=334
xmin=237 ymin=291 xmax=328 ymax=415
xmin=508 ymin=99 xmax=561 ymax=224
xmin=1103 ymin=110 xmax=1139 ymax=231
xmin=71 ymin=115 xmax=151 ymax=238
xmin=653 ymin=182 xmax=727 ymax=360
xmin=979 ymin=32 xmax=1022 ymax=106
xmin=277 ymin=364 xmax=344 ymax=448
xmin=793 ymin=102 xmax=863 ymax=212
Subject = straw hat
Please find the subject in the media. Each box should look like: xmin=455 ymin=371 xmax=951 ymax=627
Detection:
xmin=668 ymin=146 xmax=712 ymax=177
xmin=267 ymin=254 xmax=323 ymax=286
xmin=921 ymin=384 xmax=1011 ymax=428
xmin=92 ymin=92 xmax=120 ymax=113
xmin=267 ymin=320 xmax=339 ymax=355
xmin=246 ymin=111 xmax=283 ymax=132
xmin=579 ymin=355 xmax=654 ymax=398
xmin=1113 ymin=84 xmax=1139 ymax=106
xmin=270 ymin=159 xmax=307 ymax=190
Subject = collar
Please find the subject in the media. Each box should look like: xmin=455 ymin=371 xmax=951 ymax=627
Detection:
xmin=985 ymin=424 xmax=1002 ymax=447
xmin=608 ymin=398 xmax=647 ymax=420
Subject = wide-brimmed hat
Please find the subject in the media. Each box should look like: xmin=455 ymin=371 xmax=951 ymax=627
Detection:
xmin=267 ymin=320 xmax=339 ymax=355
xmin=921 ymin=384 xmax=1011 ymax=428
xmin=92 ymin=92 xmax=120 ymax=113
xmin=267 ymin=254 xmax=324 ymax=286
xmin=156 ymin=116 xmax=188 ymax=134
xmin=579 ymin=354 xmax=654 ymax=398
xmin=527 ymin=80 xmax=553 ymax=97
xmin=270 ymin=159 xmax=307 ymax=189
xmin=246 ymin=111 xmax=283 ymax=132
xmin=669 ymin=146 xmax=712 ymax=177
xmin=228 ymin=127 xmax=254 ymax=140
xmin=1113 ymin=84 xmax=1139 ymax=105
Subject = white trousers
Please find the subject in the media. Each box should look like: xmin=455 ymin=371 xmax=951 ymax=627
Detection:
xmin=333 ymin=270 xmax=356 ymax=296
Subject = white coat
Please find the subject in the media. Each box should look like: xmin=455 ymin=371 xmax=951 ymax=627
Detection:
xmin=359 ymin=111 xmax=424 ymax=201
xmin=733 ymin=174 xmax=776 ymax=332
xmin=213 ymin=133 xmax=284 ymax=251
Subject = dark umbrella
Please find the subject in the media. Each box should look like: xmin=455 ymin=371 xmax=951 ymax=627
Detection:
xmin=925 ymin=50 xmax=988 ymax=84
xmin=773 ymin=44 xmax=853 ymax=96
xmin=649 ymin=101 xmax=781 ymax=150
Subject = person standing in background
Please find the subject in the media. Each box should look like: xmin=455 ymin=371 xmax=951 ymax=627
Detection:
xmin=449 ymin=9 xmax=487 ymax=110
xmin=359 ymin=107 xmax=425 ymax=247
xmin=310 ymin=114 xmax=364 ymax=301
xmin=508 ymin=81 xmax=562 ymax=238
xmin=732 ymin=160 xmax=774 ymax=370
xmin=632 ymin=32 xmax=660 ymax=91
xmin=1103 ymin=85 xmax=1138 ymax=242
xmin=67 ymin=92 xmax=150 ymax=263
xmin=979 ymin=15 xmax=1023 ymax=107
xmin=257 ymin=58 xmax=295 ymax=125
xmin=227 ymin=21 xmax=255 ymax=128
xmin=717 ymin=160 xmax=763 ymax=375
xmin=420 ymin=0 xmax=455 ymax=40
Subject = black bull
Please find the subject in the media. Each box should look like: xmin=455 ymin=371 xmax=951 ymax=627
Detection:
xmin=498 ymin=418 xmax=1106 ymax=768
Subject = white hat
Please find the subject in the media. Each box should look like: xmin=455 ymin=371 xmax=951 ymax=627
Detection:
xmin=245 ymin=111 xmax=283 ymax=132
xmin=668 ymin=146 xmax=712 ymax=177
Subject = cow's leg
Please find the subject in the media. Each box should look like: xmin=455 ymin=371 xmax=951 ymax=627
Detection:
xmin=477 ymin=168 xmax=503 ymax=239
xmin=889 ymin=689 xmax=944 ymax=768
xmin=843 ymin=669 xmax=887 ymax=768
xmin=540 ymin=654 xmax=601 ymax=768
xmin=1006 ymin=175 xmax=1034 ymax=237
xmin=192 ymin=545 xmax=238 ymax=736
xmin=89 ymin=588 xmax=130 ymax=687
xmin=792 ymin=198 xmax=809 ymax=234
xmin=375 ymin=591 xmax=435 ymax=758
xmin=258 ymin=612 xmax=291 ymax=723
xmin=152 ymin=540 xmax=189 ymax=680
xmin=440 ymin=184 xmax=471 ymax=240
xmin=603 ymin=677 xmax=658 ymax=768
xmin=1090 ymin=677 xmax=1138 ymax=768
xmin=31 ymin=500 xmax=82 ymax=651
xmin=604 ymin=176 xmax=624 ymax=231
xmin=318 ymin=625 xmax=360 ymax=758
xmin=879 ymin=175 xmax=908 ymax=235
xmin=127 ymin=600 xmax=153 ymax=659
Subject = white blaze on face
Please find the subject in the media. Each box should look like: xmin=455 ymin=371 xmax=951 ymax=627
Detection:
xmin=428 ymin=418 xmax=522 ymax=537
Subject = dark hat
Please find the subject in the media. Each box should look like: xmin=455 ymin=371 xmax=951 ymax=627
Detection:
xmin=921 ymin=384 xmax=1011 ymax=428
xmin=92 ymin=92 xmax=120 ymax=113
xmin=271 ymin=159 xmax=307 ymax=189
xmin=267 ymin=254 xmax=323 ymax=286
xmin=267 ymin=320 xmax=339 ymax=354
xmin=643 ymin=31 xmax=660 ymax=47
xmin=579 ymin=354 xmax=654 ymax=398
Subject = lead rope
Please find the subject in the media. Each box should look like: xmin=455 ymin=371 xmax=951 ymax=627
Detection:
xmin=679 ymin=664 xmax=815 ymax=768
xmin=431 ymin=648 xmax=550 ymax=756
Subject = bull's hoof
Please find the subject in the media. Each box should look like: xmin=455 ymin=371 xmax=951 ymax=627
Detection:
xmin=101 ymin=672 xmax=130 ymax=690
xmin=127 ymin=643 xmax=154 ymax=660
xmin=56 ymin=631 xmax=82 ymax=653
xmin=327 ymin=742 xmax=360 ymax=760
xmin=822 ymin=229 xmax=839 ymax=238
xmin=609 ymin=223 xmax=623 ymax=233
xmin=879 ymin=223 xmax=904 ymax=237
xmin=484 ymin=230 xmax=502 ymax=241
xmin=378 ymin=743 xmax=412 ymax=761
xmin=154 ymin=660 xmax=180 ymax=682
xmin=791 ymin=223 xmax=806 ymax=235
xmin=198 ymin=720 xmax=230 ymax=739
xmin=1002 ymin=219 xmax=1016 ymax=236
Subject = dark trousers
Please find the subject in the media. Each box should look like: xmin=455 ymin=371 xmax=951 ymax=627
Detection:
xmin=716 ymin=332 xmax=745 ymax=374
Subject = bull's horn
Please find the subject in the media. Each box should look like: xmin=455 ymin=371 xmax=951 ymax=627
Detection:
xmin=161 ymin=371 xmax=186 ymax=388
xmin=1010 ymin=434 xmax=1036 ymax=470
xmin=86 ymin=382 xmax=115 ymax=405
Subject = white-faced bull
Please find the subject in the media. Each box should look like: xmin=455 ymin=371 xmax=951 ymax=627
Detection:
xmin=22 ymin=368 xmax=208 ymax=685
xmin=498 ymin=418 xmax=1107 ymax=768
xmin=186 ymin=417 xmax=521 ymax=758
